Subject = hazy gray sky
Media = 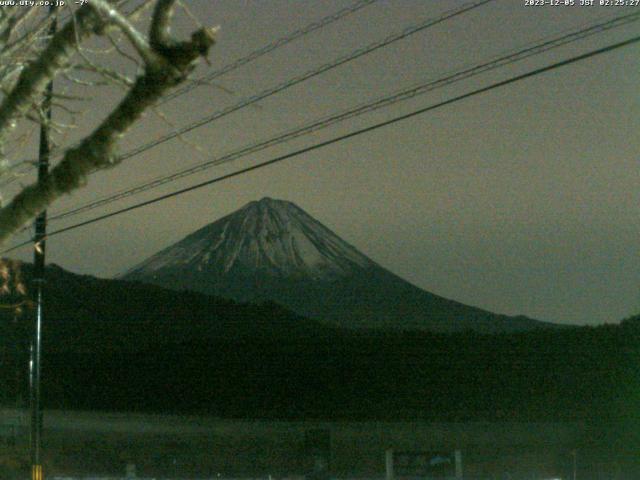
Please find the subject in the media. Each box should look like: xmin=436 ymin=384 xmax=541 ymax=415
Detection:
xmin=5 ymin=0 xmax=639 ymax=326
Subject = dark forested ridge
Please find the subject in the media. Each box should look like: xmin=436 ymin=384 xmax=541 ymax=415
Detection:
xmin=0 ymin=262 xmax=638 ymax=426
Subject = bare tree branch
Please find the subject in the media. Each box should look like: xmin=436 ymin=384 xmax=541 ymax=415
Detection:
xmin=0 ymin=5 xmax=104 ymax=152
xmin=0 ymin=0 xmax=217 ymax=243
xmin=89 ymin=0 xmax=160 ymax=66
xmin=150 ymin=0 xmax=176 ymax=49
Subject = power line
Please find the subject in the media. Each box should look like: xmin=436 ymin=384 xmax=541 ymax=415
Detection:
xmin=159 ymin=0 xmax=379 ymax=105
xmin=1 ymin=0 xmax=491 ymax=187
xmin=0 ymin=0 xmax=378 ymax=187
xmin=47 ymin=10 xmax=640 ymax=222
xmin=3 ymin=33 xmax=637 ymax=255
xmin=89 ymin=0 xmax=495 ymax=162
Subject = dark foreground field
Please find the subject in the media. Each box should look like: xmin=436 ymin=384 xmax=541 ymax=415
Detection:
xmin=1 ymin=268 xmax=639 ymax=478
xmin=1 ymin=409 xmax=623 ymax=479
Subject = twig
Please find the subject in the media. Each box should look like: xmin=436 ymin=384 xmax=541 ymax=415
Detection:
xmin=0 ymin=0 xmax=217 ymax=243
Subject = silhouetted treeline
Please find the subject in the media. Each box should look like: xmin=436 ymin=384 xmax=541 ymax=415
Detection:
xmin=0 ymin=263 xmax=638 ymax=427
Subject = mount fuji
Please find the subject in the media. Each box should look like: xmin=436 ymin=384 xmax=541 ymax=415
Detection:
xmin=122 ymin=197 xmax=549 ymax=333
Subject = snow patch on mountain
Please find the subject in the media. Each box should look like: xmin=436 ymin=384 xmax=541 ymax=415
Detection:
xmin=123 ymin=197 xmax=375 ymax=281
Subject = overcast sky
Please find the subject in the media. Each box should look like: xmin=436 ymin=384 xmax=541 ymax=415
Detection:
xmin=4 ymin=0 xmax=639 ymax=326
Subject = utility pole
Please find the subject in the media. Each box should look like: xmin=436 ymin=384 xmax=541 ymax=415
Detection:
xmin=30 ymin=7 xmax=56 ymax=480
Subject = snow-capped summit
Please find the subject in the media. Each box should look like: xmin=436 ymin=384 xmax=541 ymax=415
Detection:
xmin=122 ymin=198 xmax=550 ymax=333
xmin=123 ymin=197 xmax=374 ymax=281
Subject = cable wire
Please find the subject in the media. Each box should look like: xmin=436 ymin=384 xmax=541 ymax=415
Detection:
xmin=90 ymin=1 xmax=496 ymax=164
xmin=108 ymin=0 xmax=493 ymax=164
xmin=3 ymin=33 xmax=637 ymax=255
xmin=159 ymin=0 xmax=379 ymax=105
xmin=47 ymin=9 xmax=640 ymax=222
xmin=0 ymin=0 xmax=378 ymax=187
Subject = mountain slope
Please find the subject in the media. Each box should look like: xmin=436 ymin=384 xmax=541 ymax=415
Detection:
xmin=124 ymin=197 xmax=374 ymax=280
xmin=123 ymin=198 xmax=550 ymax=333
